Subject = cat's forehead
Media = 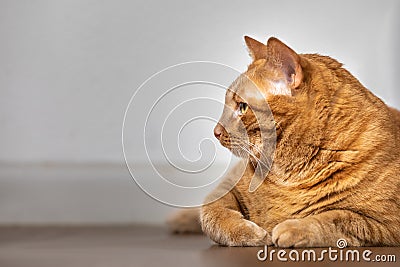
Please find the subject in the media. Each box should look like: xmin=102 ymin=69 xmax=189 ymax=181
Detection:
xmin=227 ymin=74 xmax=265 ymax=102
xmin=230 ymin=74 xmax=246 ymax=92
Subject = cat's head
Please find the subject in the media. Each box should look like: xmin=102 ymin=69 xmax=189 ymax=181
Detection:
xmin=214 ymin=36 xmax=304 ymax=161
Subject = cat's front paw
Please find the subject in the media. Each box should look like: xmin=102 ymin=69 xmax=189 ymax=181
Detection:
xmin=272 ymin=219 xmax=321 ymax=248
xmin=204 ymin=218 xmax=271 ymax=246
xmin=231 ymin=220 xmax=271 ymax=246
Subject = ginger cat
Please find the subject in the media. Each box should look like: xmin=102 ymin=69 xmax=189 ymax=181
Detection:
xmin=169 ymin=36 xmax=400 ymax=247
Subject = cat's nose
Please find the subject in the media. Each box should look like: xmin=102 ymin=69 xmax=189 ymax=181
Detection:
xmin=214 ymin=123 xmax=223 ymax=139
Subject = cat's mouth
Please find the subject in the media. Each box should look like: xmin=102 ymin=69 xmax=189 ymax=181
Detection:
xmin=216 ymin=127 xmax=263 ymax=160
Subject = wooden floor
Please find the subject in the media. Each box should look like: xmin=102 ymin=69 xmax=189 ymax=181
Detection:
xmin=0 ymin=226 xmax=398 ymax=267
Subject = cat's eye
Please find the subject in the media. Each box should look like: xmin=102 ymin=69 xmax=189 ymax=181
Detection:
xmin=238 ymin=102 xmax=248 ymax=115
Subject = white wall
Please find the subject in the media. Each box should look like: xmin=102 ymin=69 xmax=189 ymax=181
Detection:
xmin=0 ymin=0 xmax=399 ymax=224
xmin=0 ymin=0 xmax=399 ymax=164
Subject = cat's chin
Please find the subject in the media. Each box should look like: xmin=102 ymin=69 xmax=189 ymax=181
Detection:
xmin=231 ymin=150 xmax=247 ymax=159
xmin=230 ymin=148 xmax=259 ymax=163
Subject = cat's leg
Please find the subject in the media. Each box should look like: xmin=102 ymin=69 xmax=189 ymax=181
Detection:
xmin=272 ymin=210 xmax=392 ymax=247
xmin=201 ymin=160 xmax=271 ymax=246
xmin=201 ymin=192 xmax=271 ymax=246
xmin=201 ymin=188 xmax=271 ymax=246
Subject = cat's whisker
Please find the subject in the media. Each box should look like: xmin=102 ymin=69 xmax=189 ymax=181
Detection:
xmin=238 ymin=142 xmax=264 ymax=162
xmin=236 ymin=144 xmax=255 ymax=159
xmin=236 ymin=143 xmax=272 ymax=172
xmin=243 ymin=141 xmax=273 ymax=168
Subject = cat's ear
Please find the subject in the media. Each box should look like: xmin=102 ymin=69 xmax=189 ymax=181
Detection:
xmin=244 ymin=36 xmax=268 ymax=60
xmin=267 ymin=37 xmax=303 ymax=89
